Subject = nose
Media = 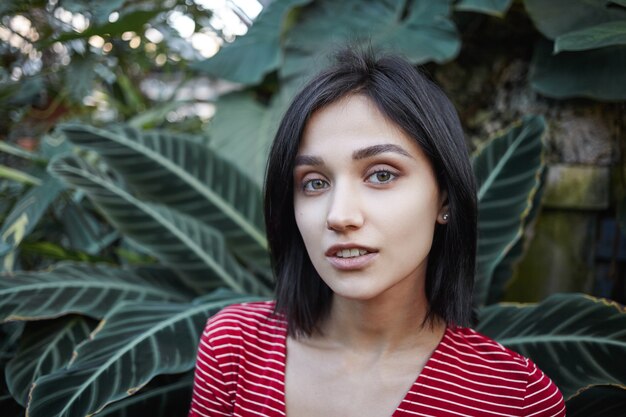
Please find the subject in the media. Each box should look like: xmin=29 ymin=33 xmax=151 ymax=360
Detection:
xmin=326 ymin=184 xmax=364 ymax=232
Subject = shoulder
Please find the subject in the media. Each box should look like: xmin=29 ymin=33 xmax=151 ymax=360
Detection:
xmin=436 ymin=327 xmax=565 ymax=415
xmin=202 ymin=301 xmax=286 ymax=348
xmin=443 ymin=326 xmax=529 ymax=371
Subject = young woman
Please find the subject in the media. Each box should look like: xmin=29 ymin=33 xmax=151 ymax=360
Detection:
xmin=188 ymin=49 xmax=566 ymax=417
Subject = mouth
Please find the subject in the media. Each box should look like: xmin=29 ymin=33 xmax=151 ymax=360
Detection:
xmin=325 ymin=245 xmax=378 ymax=270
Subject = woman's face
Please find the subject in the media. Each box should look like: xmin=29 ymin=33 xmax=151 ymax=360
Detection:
xmin=293 ymin=94 xmax=448 ymax=302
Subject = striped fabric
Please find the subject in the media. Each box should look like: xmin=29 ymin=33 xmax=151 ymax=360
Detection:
xmin=189 ymin=301 xmax=565 ymax=417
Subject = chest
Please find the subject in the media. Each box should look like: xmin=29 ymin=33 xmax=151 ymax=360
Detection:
xmin=284 ymin=339 xmax=429 ymax=417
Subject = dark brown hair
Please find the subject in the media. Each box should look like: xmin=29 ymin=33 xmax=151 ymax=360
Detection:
xmin=264 ymin=47 xmax=477 ymax=336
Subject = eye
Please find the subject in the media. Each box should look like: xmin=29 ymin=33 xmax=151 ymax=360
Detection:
xmin=367 ymin=170 xmax=397 ymax=184
xmin=303 ymin=178 xmax=329 ymax=192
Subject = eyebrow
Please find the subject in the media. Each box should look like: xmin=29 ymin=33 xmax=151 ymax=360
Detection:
xmin=294 ymin=143 xmax=413 ymax=167
xmin=352 ymin=144 xmax=413 ymax=160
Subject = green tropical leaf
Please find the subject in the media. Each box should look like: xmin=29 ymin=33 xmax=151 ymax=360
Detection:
xmin=0 ymin=141 xmax=44 ymax=162
xmin=59 ymin=196 xmax=119 ymax=255
xmin=280 ymin=0 xmax=460 ymax=96
xmin=0 ymin=164 xmax=42 ymax=186
xmin=49 ymin=155 xmax=271 ymax=296
xmin=192 ymin=0 xmax=313 ymax=84
xmin=0 ymin=173 xmax=65 ymax=272
xmin=487 ymin=167 xmax=546 ymax=305
xmin=472 ymin=116 xmax=546 ymax=307
xmin=0 ymin=321 xmax=24 ymax=413
xmin=524 ymin=0 xmax=626 ymax=39
xmin=554 ymin=21 xmax=626 ymax=52
xmin=5 ymin=316 xmax=95 ymax=406
xmin=57 ymin=123 xmax=270 ymax=275
xmin=64 ymin=54 xmax=97 ymax=102
xmin=566 ymin=385 xmax=626 ymax=417
xmin=26 ymin=292 xmax=261 ymax=417
xmin=0 ymin=262 xmax=192 ymax=322
xmin=610 ymin=0 xmax=626 ymax=8
xmin=98 ymin=373 xmax=193 ymax=417
xmin=530 ymin=39 xmax=626 ymax=101
xmin=208 ymin=90 xmax=286 ymax=185
xmin=127 ymin=100 xmax=192 ymax=129
xmin=0 ymin=76 xmax=45 ymax=107
xmin=17 ymin=241 xmax=112 ymax=263
xmin=477 ymin=293 xmax=626 ymax=399
xmin=454 ymin=0 xmax=513 ymax=16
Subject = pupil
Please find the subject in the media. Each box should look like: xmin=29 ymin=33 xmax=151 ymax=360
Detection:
xmin=377 ymin=172 xmax=389 ymax=181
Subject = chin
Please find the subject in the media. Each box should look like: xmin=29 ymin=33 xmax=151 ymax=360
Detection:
xmin=327 ymin=282 xmax=383 ymax=302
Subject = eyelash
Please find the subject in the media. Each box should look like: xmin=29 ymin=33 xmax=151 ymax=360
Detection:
xmin=301 ymin=168 xmax=398 ymax=192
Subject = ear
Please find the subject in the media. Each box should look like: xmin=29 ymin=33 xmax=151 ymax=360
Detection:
xmin=437 ymin=190 xmax=449 ymax=225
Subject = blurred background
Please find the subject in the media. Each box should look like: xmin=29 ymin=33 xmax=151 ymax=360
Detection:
xmin=1 ymin=0 xmax=626 ymax=416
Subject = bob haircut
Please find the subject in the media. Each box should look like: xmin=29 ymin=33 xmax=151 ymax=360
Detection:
xmin=264 ymin=47 xmax=477 ymax=337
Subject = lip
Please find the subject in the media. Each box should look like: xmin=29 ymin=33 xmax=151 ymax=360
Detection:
xmin=325 ymin=243 xmax=378 ymax=271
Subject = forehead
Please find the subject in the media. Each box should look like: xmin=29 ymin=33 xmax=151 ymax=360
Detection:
xmin=298 ymin=94 xmax=424 ymax=158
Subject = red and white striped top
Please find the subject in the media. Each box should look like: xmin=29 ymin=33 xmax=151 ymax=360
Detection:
xmin=189 ymin=301 xmax=565 ymax=417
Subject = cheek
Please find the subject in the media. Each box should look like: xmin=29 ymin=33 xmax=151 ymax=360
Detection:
xmin=293 ymin=202 xmax=317 ymax=246
xmin=374 ymin=191 xmax=439 ymax=240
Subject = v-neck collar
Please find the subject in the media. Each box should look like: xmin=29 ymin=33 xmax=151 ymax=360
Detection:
xmin=278 ymin=322 xmax=451 ymax=417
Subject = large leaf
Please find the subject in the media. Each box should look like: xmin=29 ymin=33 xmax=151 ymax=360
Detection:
xmin=280 ymin=0 xmax=460 ymax=97
xmin=0 ymin=164 xmax=41 ymax=186
xmin=0 ymin=262 xmax=192 ymax=322
xmin=554 ymin=21 xmax=626 ymax=52
xmin=98 ymin=373 xmax=193 ymax=417
xmin=64 ymin=54 xmax=97 ymax=102
xmin=487 ymin=167 xmax=546 ymax=305
xmin=524 ymin=0 xmax=626 ymax=39
xmin=477 ymin=293 xmax=626 ymax=399
xmin=57 ymin=123 xmax=270 ymax=275
xmin=0 ymin=323 xmax=24 ymax=415
xmin=0 ymin=141 xmax=43 ymax=162
xmin=208 ymin=90 xmax=289 ymax=186
xmin=192 ymin=0 xmax=313 ymax=84
xmin=49 ymin=155 xmax=271 ymax=296
xmin=472 ymin=116 xmax=545 ymax=307
xmin=5 ymin=316 xmax=95 ymax=406
xmin=0 ymin=173 xmax=65 ymax=272
xmin=454 ymin=0 xmax=513 ymax=16
xmin=530 ymin=39 xmax=626 ymax=101
xmin=566 ymin=385 xmax=626 ymax=417
xmin=27 ymin=291 xmax=261 ymax=417
xmin=58 ymin=195 xmax=119 ymax=255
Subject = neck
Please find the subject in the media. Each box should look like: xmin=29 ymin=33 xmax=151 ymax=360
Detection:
xmin=316 ymin=286 xmax=445 ymax=355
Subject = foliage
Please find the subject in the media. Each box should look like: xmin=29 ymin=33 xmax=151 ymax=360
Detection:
xmin=1 ymin=0 xmax=626 ymax=415
xmin=524 ymin=0 xmax=626 ymax=100
xmin=472 ymin=115 xmax=545 ymax=307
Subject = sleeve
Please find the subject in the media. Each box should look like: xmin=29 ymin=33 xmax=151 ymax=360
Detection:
xmin=523 ymin=358 xmax=566 ymax=417
xmin=188 ymin=317 xmax=235 ymax=417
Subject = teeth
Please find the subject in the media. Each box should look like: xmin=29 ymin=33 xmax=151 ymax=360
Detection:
xmin=335 ymin=248 xmax=369 ymax=258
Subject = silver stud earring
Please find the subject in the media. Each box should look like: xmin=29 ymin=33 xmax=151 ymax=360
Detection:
xmin=442 ymin=213 xmax=449 ymax=221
